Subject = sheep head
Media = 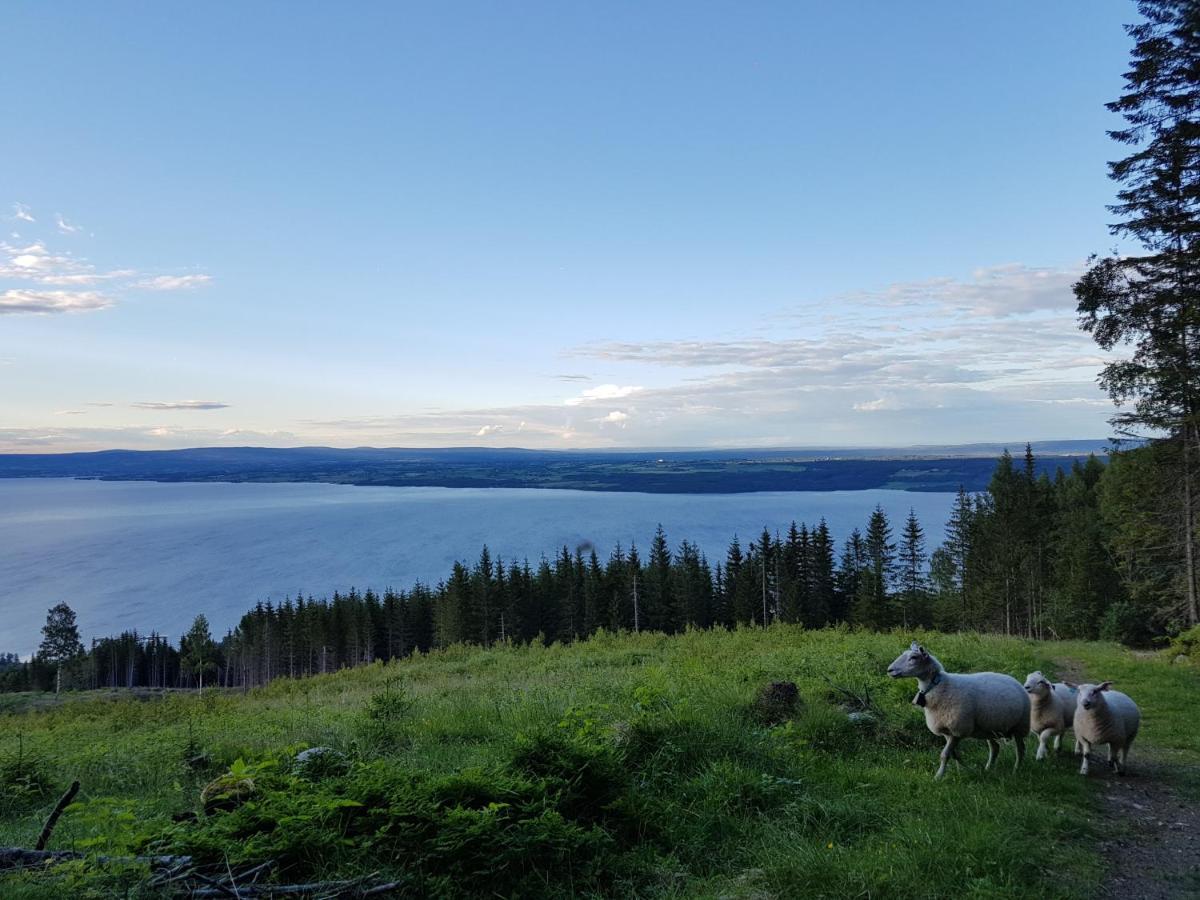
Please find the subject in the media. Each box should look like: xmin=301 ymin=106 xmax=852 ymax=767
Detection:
xmin=887 ymin=642 xmax=935 ymax=679
xmin=1078 ymin=681 xmax=1113 ymax=711
xmin=1023 ymin=671 xmax=1053 ymax=698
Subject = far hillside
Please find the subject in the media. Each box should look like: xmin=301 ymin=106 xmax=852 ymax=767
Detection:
xmin=0 ymin=441 xmax=1109 ymax=493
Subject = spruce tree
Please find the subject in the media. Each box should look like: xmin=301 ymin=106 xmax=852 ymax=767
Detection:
xmin=1075 ymin=0 xmax=1200 ymax=625
xmin=897 ymin=509 xmax=929 ymax=628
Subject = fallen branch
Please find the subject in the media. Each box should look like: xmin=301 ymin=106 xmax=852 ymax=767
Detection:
xmin=189 ymin=872 xmax=400 ymax=898
xmin=35 ymin=780 xmax=80 ymax=851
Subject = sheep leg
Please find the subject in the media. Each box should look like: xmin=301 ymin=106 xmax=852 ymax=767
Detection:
xmin=1052 ymin=731 xmax=1062 ymax=754
xmin=935 ymin=736 xmax=961 ymax=780
xmin=984 ymin=739 xmax=1000 ymax=771
xmin=1115 ymin=744 xmax=1128 ymax=776
xmin=1035 ymin=729 xmax=1052 ymax=761
xmin=1012 ymin=733 xmax=1025 ymax=772
xmin=1107 ymin=744 xmax=1117 ymax=770
xmin=1079 ymin=738 xmax=1091 ymax=775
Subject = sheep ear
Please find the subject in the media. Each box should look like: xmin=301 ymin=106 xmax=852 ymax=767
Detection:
xmin=910 ymin=641 xmax=920 ymax=651
xmin=917 ymin=645 xmax=927 ymax=656
xmin=1098 ymin=681 xmax=1113 ymax=691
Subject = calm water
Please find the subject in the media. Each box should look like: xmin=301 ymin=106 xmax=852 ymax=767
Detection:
xmin=0 ymin=479 xmax=957 ymax=651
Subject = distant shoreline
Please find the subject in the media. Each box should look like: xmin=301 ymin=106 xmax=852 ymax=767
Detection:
xmin=0 ymin=443 xmax=1108 ymax=494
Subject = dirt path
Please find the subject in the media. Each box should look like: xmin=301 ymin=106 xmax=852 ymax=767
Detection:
xmin=1055 ymin=658 xmax=1200 ymax=898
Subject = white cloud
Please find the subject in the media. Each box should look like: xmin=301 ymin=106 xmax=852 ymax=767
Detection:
xmin=0 ymin=289 xmax=111 ymax=314
xmin=131 ymin=400 xmax=230 ymax=411
xmin=475 ymin=424 xmax=503 ymax=436
xmin=565 ymin=384 xmax=644 ymax=406
xmin=597 ymin=410 xmax=629 ymax=426
xmin=0 ymin=221 xmax=210 ymax=314
xmin=136 ymin=274 xmax=212 ymax=291
xmin=11 ymin=203 xmax=34 ymax=223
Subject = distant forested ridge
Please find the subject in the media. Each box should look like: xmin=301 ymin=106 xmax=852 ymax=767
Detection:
xmin=0 ymin=442 xmax=1107 ymax=493
xmin=3 ymin=444 xmax=1188 ymax=693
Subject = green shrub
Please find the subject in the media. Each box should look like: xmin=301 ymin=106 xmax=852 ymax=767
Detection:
xmin=1099 ymin=601 xmax=1154 ymax=647
xmin=0 ymin=735 xmax=55 ymax=808
xmin=1168 ymin=624 xmax=1200 ymax=661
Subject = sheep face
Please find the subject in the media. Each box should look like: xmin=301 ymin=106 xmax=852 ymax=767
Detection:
xmin=1023 ymin=672 xmax=1053 ymax=698
xmin=1077 ymin=681 xmax=1113 ymax=711
xmin=887 ymin=642 xmax=935 ymax=679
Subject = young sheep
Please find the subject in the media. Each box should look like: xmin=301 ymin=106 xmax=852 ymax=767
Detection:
xmin=1072 ymin=681 xmax=1140 ymax=776
xmin=1023 ymin=671 xmax=1078 ymax=760
xmin=887 ymin=642 xmax=1030 ymax=780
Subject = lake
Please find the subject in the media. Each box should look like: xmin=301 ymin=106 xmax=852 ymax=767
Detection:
xmin=0 ymin=479 xmax=957 ymax=651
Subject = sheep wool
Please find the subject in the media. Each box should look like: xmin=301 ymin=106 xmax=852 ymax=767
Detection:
xmin=887 ymin=642 xmax=1030 ymax=780
xmin=1023 ymin=671 xmax=1078 ymax=760
xmin=1073 ymin=682 xmax=1140 ymax=776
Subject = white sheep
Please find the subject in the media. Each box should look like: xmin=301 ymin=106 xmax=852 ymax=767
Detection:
xmin=1071 ymin=681 xmax=1140 ymax=776
xmin=1023 ymin=671 xmax=1079 ymax=760
xmin=887 ymin=642 xmax=1030 ymax=779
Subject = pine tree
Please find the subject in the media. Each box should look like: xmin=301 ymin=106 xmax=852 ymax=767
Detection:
xmin=1075 ymin=0 xmax=1200 ymax=625
xmin=809 ymin=519 xmax=837 ymax=625
xmin=896 ymin=509 xmax=928 ymax=628
xmin=852 ymin=508 xmax=895 ymax=629
xmin=645 ymin=525 xmax=675 ymax=632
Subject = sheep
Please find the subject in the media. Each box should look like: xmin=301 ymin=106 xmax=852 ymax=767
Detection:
xmin=1071 ymin=681 xmax=1140 ymax=776
xmin=887 ymin=641 xmax=1030 ymax=779
xmin=1023 ymin=671 xmax=1079 ymax=760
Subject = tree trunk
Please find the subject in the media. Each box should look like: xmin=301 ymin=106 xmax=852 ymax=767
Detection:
xmin=1185 ymin=424 xmax=1199 ymax=625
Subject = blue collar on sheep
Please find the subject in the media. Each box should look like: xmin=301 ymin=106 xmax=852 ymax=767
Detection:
xmin=914 ymin=671 xmax=943 ymax=708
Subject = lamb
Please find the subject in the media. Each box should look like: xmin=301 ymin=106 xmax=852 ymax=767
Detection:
xmin=1023 ymin=671 xmax=1078 ymax=760
xmin=1071 ymin=681 xmax=1140 ymax=776
xmin=887 ymin=641 xmax=1029 ymax=780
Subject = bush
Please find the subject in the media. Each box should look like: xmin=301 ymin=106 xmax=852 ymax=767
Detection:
xmin=153 ymin=739 xmax=647 ymax=898
xmin=0 ymin=735 xmax=55 ymax=808
xmin=1168 ymin=624 xmax=1200 ymax=662
xmin=1099 ymin=601 xmax=1154 ymax=647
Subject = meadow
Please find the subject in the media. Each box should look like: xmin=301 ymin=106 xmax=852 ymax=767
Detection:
xmin=1 ymin=626 xmax=1197 ymax=898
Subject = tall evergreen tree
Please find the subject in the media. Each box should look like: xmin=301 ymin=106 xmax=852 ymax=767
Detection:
xmin=896 ymin=509 xmax=929 ymax=628
xmin=852 ymin=507 xmax=895 ymax=629
xmin=1075 ymin=0 xmax=1200 ymax=625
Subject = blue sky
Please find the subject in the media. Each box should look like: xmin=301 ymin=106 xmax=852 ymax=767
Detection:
xmin=2 ymin=0 xmax=1134 ymax=451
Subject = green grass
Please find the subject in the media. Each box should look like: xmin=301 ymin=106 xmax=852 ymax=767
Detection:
xmin=1 ymin=626 xmax=1197 ymax=898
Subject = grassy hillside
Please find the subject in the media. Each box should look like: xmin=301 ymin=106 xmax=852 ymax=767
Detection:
xmin=1 ymin=627 xmax=1197 ymax=898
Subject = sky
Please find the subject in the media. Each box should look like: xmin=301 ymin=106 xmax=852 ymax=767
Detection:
xmin=2 ymin=0 xmax=1138 ymax=452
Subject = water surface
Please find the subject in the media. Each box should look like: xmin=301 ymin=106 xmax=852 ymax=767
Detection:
xmin=0 ymin=479 xmax=957 ymax=650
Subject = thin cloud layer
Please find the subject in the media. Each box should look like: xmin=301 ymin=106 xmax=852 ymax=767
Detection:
xmin=136 ymin=274 xmax=213 ymax=291
xmin=282 ymin=262 xmax=1117 ymax=449
xmin=131 ymin=401 xmax=230 ymax=411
